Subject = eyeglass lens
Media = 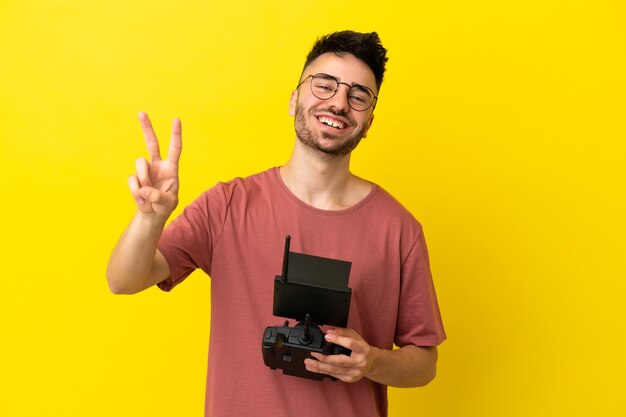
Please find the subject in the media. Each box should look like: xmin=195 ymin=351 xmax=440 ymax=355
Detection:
xmin=310 ymin=74 xmax=375 ymax=111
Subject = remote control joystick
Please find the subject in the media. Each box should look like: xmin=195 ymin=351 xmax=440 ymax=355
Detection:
xmin=298 ymin=314 xmax=313 ymax=345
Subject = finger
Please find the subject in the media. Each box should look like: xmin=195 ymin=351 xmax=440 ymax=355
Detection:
xmin=304 ymin=358 xmax=354 ymax=380
xmin=161 ymin=177 xmax=177 ymax=193
xmin=130 ymin=175 xmax=153 ymax=211
xmin=304 ymin=358 xmax=327 ymax=374
xmin=138 ymin=112 xmax=162 ymax=162
xmin=138 ymin=186 xmax=161 ymax=204
xmin=136 ymin=157 xmax=152 ymax=188
xmin=310 ymin=352 xmax=352 ymax=366
xmin=326 ymin=327 xmax=351 ymax=336
xmin=305 ymin=358 xmax=339 ymax=374
xmin=324 ymin=331 xmax=360 ymax=352
xmin=139 ymin=186 xmax=176 ymax=210
xmin=128 ymin=174 xmax=143 ymax=203
xmin=168 ymin=117 xmax=182 ymax=164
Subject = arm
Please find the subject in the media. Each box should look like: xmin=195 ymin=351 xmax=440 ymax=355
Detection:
xmin=305 ymin=328 xmax=438 ymax=387
xmin=106 ymin=212 xmax=171 ymax=294
xmin=106 ymin=113 xmax=182 ymax=294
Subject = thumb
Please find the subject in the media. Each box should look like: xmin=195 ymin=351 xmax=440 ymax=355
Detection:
xmin=138 ymin=186 xmax=162 ymax=203
xmin=139 ymin=186 xmax=178 ymax=210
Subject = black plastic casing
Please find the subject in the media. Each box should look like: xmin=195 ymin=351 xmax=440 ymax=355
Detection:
xmin=262 ymin=322 xmax=351 ymax=380
xmin=272 ymin=276 xmax=351 ymax=328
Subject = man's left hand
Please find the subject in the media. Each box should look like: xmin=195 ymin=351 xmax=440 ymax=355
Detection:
xmin=304 ymin=328 xmax=378 ymax=383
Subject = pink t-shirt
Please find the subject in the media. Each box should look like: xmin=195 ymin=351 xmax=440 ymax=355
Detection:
xmin=157 ymin=167 xmax=446 ymax=417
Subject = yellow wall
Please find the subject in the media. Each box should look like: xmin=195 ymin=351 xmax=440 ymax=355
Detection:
xmin=1 ymin=1 xmax=624 ymax=416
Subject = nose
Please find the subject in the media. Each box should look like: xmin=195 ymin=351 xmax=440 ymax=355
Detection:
xmin=326 ymin=82 xmax=351 ymax=113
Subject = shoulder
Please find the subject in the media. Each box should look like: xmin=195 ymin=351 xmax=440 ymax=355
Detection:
xmin=186 ymin=168 xmax=282 ymax=219
xmin=218 ymin=167 xmax=277 ymax=192
xmin=363 ymin=183 xmax=426 ymax=257
xmin=196 ymin=167 xmax=279 ymax=201
xmin=369 ymin=184 xmax=423 ymax=228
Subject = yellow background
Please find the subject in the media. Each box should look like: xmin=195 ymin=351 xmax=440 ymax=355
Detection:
xmin=1 ymin=1 xmax=624 ymax=416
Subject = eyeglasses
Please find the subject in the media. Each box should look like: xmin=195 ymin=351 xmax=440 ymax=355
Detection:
xmin=296 ymin=73 xmax=378 ymax=112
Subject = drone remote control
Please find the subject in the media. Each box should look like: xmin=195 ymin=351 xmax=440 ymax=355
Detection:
xmin=262 ymin=315 xmax=351 ymax=380
xmin=261 ymin=236 xmax=352 ymax=380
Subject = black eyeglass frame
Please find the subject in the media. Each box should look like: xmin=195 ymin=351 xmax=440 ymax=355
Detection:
xmin=296 ymin=73 xmax=378 ymax=112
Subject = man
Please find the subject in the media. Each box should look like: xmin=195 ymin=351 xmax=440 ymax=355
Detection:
xmin=107 ymin=31 xmax=446 ymax=417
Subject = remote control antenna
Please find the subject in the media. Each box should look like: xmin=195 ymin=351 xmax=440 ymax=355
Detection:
xmin=281 ymin=235 xmax=291 ymax=282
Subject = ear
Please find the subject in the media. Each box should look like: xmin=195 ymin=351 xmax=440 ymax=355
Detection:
xmin=361 ymin=113 xmax=375 ymax=138
xmin=288 ymin=90 xmax=298 ymax=116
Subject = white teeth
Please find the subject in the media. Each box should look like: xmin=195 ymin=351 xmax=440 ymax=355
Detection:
xmin=318 ymin=116 xmax=345 ymax=129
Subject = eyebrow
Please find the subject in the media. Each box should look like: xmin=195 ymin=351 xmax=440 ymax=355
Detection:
xmin=318 ymin=73 xmax=374 ymax=92
xmin=350 ymin=84 xmax=371 ymax=93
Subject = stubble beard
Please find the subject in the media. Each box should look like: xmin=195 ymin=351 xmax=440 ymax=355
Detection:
xmin=294 ymin=104 xmax=367 ymax=158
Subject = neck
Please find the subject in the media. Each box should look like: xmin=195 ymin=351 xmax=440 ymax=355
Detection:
xmin=280 ymin=139 xmax=371 ymax=210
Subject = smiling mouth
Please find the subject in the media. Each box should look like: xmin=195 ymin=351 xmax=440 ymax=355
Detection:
xmin=317 ymin=116 xmax=346 ymax=130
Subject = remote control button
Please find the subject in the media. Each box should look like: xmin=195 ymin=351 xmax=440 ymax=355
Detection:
xmin=264 ymin=329 xmax=272 ymax=340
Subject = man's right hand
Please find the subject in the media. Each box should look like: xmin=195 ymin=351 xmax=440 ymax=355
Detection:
xmin=129 ymin=112 xmax=182 ymax=218
xmin=106 ymin=112 xmax=181 ymax=294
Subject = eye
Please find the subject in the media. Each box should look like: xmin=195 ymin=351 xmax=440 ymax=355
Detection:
xmin=348 ymin=88 xmax=370 ymax=104
xmin=312 ymin=80 xmax=335 ymax=90
xmin=349 ymin=94 xmax=367 ymax=104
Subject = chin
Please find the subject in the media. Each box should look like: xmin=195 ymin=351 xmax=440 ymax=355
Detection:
xmin=314 ymin=138 xmax=362 ymax=157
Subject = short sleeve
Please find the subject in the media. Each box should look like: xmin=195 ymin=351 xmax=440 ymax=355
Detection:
xmin=395 ymin=229 xmax=447 ymax=347
xmin=156 ymin=183 xmax=231 ymax=291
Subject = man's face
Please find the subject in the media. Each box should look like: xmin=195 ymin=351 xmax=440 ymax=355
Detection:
xmin=289 ymin=53 xmax=377 ymax=157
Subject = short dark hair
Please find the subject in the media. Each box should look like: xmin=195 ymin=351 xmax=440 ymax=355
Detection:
xmin=302 ymin=31 xmax=388 ymax=90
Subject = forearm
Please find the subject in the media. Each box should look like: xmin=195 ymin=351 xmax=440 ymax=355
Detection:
xmin=106 ymin=211 xmax=169 ymax=294
xmin=366 ymin=344 xmax=438 ymax=388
